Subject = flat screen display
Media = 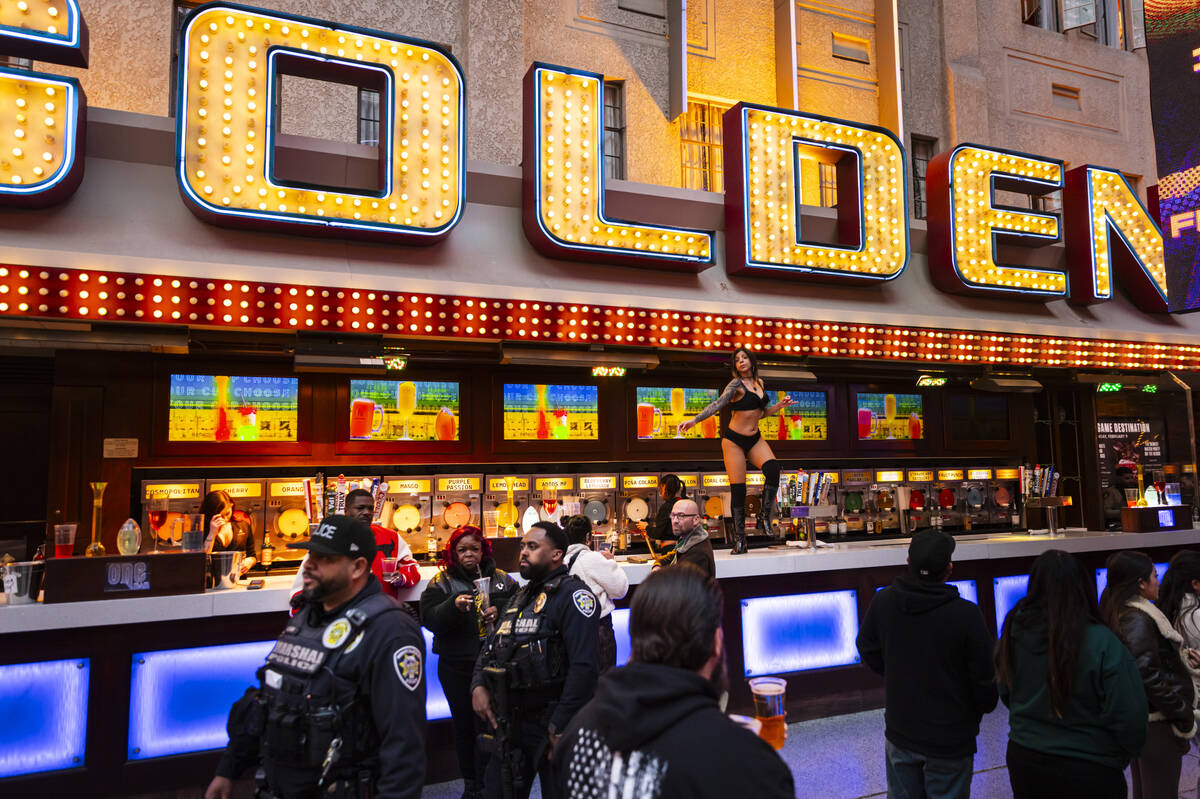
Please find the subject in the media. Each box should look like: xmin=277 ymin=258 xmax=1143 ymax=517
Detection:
xmin=759 ymin=390 xmax=829 ymax=441
xmin=856 ymin=392 xmax=923 ymax=441
xmin=634 ymin=386 xmax=719 ymax=439
xmin=1145 ymin=2 xmax=1200 ymax=311
xmin=348 ymin=380 xmax=460 ymax=441
xmin=947 ymin=393 xmax=1010 ymax=441
xmin=503 ymin=384 xmax=599 ymax=440
xmin=168 ymin=374 xmax=298 ymax=442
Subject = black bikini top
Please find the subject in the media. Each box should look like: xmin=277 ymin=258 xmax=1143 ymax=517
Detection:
xmin=730 ymin=383 xmax=768 ymax=411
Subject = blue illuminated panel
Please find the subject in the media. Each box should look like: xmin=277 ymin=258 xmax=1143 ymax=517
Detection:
xmin=1096 ymin=562 xmax=1169 ymax=599
xmin=993 ymin=574 xmax=1030 ymax=631
xmin=875 ymin=580 xmax=978 ymax=605
xmin=131 ymin=634 xmax=449 ymax=760
xmin=423 ymin=628 xmax=450 ymax=722
xmin=740 ymin=590 xmax=860 ymax=676
xmin=0 ymin=658 xmax=89 ymax=778
xmin=612 ymin=608 xmax=632 ymax=666
xmin=129 ymin=641 xmax=274 ymax=760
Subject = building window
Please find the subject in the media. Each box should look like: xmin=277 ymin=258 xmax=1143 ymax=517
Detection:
xmin=1022 ymin=0 xmax=1061 ymax=32
xmin=911 ymin=135 xmax=936 ymax=220
xmin=357 ymin=88 xmax=380 ymax=146
xmin=832 ymin=33 xmax=870 ymax=64
xmin=681 ymin=97 xmax=729 ymax=192
xmin=1077 ymin=0 xmax=1125 ymax=48
xmin=818 ymin=163 xmax=838 ymax=208
xmin=169 ymin=2 xmax=201 ymax=117
xmin=603 ymin=81 xmax=626 ymax=180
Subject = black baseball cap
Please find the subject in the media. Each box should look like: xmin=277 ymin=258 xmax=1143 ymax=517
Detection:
xmin=908 ymin=528 xmax=955 ymax=580
xmin=290 ymin=514 xmax=376 ymax=562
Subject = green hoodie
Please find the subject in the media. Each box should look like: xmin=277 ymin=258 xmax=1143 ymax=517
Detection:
xmin=1000 ymin=606 xmax=1148 ymax=769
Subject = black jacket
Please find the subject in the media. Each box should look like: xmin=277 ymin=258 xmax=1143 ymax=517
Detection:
xmin=1116 ymin=605 xmax=1196 ymax=734
xmin=552 ymin=661 xmax=794 ymax=799
xmin=419 ymin=560 xmax=518 ymax=659
xmin=217 ymin=578 xmax=426 ymax=799
xmin=472 ymin=565 xmax=600 ymax=733
xmin=856 ymin=574 xmax=999 ymax=758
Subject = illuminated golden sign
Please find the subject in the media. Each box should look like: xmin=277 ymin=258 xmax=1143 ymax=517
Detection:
xmin=579 ymin=475 xmax=616 ymax=490
xmin=680 ymin=475 xmax=698 ymax=488
xmin=875 ymin=470 xmax=904 ymax=483
xmin=967 ymin=469 xmax=992 ymax=480
xmin=177 ymin=4 xmax=464 ymax=243
xmin=144 ymin=483 xmax=202 ymax=501
xmin=725 ymin=103 xmax=909 ymax=283
xmin=929 ymin=145 xmax=1065 ymax=297
xmin=995 ymin=468 xmax=1020 ymax=480
xmin=622 ymin=475 xmax=658 ymax=489
xmin=487 ymin=476 xmax=529 ymax=491
xmin=745 ymin=473 xmax=765 ymax=486
xmin=269 ymin=480 xmax=307 ymax=497
xmin=437 ymin=476 xmax=480 ymax=492
xmin=702 ymin=473 xmax=730 ymax=488
xmin=937 ymin=469 xmax=965 ymax=481
xmin=535 ymin=476 xmax=574 ymax=490
xmin=208 ymin=481 xmax=262 ymax=498
xmin=1064 ymin=166 xmax=1168 ymax=312
xmin=385 ymin=478 xmax=431 ymax=493
xmin=907 ymin=469 xmax=935 ymax=482
xmin=523 ymin=63 xmax=713 ymax=270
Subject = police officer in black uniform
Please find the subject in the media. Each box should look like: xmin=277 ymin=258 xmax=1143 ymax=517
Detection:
xmin=204 ymin=515 xmax=426 ymax=799
xmin=471 ymin=521 xmax=600 ymax=799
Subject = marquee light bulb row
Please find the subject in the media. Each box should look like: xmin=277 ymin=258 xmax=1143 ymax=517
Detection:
xmin=0 ymin=265 xmax=1197 ymax=372
xmin=0 ymin=3 xmax=1178 ymax=315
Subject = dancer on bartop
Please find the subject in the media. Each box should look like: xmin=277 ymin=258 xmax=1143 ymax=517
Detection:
xmin=679 ymin=347 xmax=793 ymax=554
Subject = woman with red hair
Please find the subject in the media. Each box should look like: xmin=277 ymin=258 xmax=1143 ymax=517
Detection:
xmin=420 ymin=525 xmax=518 ymax=799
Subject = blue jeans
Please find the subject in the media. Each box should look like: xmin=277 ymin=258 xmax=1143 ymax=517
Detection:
xmin=885 ymin=739 xmax=974 ymax=799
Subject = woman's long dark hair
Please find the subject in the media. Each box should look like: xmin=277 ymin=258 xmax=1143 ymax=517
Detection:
xmin=1158 ymin=549 xmax=1200 ymax=624
xmin=995 ymin=549 xmax=1100 ymax=718
xmin=199 ymin=489 xmax=233 ymax=534
xmin=729 ymin=346 xmax=760 ymax=384
xmin=661 ymin=474 xmax=684 ymax=501
xmin=1099 ymin=550 xmax=1154 ymax=631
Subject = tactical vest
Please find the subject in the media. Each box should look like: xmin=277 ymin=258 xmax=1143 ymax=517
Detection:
xmin=253 ymin=591 xmax=401 ymax=778
xmin=486 ymin=572 xmax=571 ymax=700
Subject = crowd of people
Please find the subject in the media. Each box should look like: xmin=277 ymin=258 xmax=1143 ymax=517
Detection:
xmin=860 ymin=530 xmax=1200 ymax=799
xmin=203 ymin=500 xmax=1200 ymax=799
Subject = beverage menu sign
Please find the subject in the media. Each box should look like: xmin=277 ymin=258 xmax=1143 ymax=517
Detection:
xmin=348 ymin=380 xmax=460 ymax=441
xmin=168 ymin=375 xmax=299 ymax=442
xmin=634 ymin=386 xmax=718 ymax=439
xmin=760 ymin=390 xmax=828 ymax=441
xmin=503 ymin=384 xmax=599 ymax=440
xmin=856 ymin=392 xmax=923 ymax=441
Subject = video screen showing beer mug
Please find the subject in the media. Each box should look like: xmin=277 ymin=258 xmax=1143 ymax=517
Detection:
xmin=636 ymin=402 xmax=663 ymax=439
xmin=748 ymin=676 xmax=787 ymax=750
xmin=349 ymin=397 xmax=384 ymax=439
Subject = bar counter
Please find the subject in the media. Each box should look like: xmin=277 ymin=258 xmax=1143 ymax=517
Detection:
xmin=2 ymin=528 xmax=1196 ymax=795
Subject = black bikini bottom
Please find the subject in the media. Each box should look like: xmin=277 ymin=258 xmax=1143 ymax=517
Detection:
xmin=721 ymin=428 xmax=761 ymax=453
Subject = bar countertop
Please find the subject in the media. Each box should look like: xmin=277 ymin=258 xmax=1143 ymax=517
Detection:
xmin=3 ymin=528 xmax=1197 ymax=635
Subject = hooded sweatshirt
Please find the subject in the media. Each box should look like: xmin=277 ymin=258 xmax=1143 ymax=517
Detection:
xmin=552 ymin=661 xmax=794 ymax=799
xmin=856 ymin=574 xmax=999 ymax=758
xmin=999 ymin=605 xmax=1148 ymax=769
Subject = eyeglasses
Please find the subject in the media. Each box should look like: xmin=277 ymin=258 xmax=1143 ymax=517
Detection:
xmin=669 ymin=512 xmax=699 ymax=519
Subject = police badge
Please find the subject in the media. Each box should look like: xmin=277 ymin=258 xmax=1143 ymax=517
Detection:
xmin=322 ymin=618 xmax=352 ymax=649
xmin=534 ymin=592 xmax=548 ymax=613
xmin=572 ymin=589 xmax=597 ymax=617
xmin=393 ymin=645 xmax=423 ymax=691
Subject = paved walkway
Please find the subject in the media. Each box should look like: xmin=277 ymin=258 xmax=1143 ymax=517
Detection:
xmin=421 ymin=705 xmax=1200 ymax=798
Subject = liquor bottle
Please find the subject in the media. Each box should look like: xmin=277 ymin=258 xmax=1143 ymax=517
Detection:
xmin=426 ymin=528 xmax=439 ymax=558
xmin=261 ymin=532 xmax=274 ymax=567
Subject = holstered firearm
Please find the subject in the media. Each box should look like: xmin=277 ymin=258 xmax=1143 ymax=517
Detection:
xmin=482 ymin=665 xmax=523 ymax=799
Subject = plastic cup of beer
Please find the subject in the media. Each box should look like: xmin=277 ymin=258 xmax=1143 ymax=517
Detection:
xmin=381 ymin=558 xmax=399 ymax=582
xmin=474 ymin=576 xmax=491 ymax=608
xmin=53 ymin=523 xmax=77 ymax=559
xmin=748 ymin=676 xmax=787 ymax=750
xmin=1124 ymin=488 xmax=1139 ymax=508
